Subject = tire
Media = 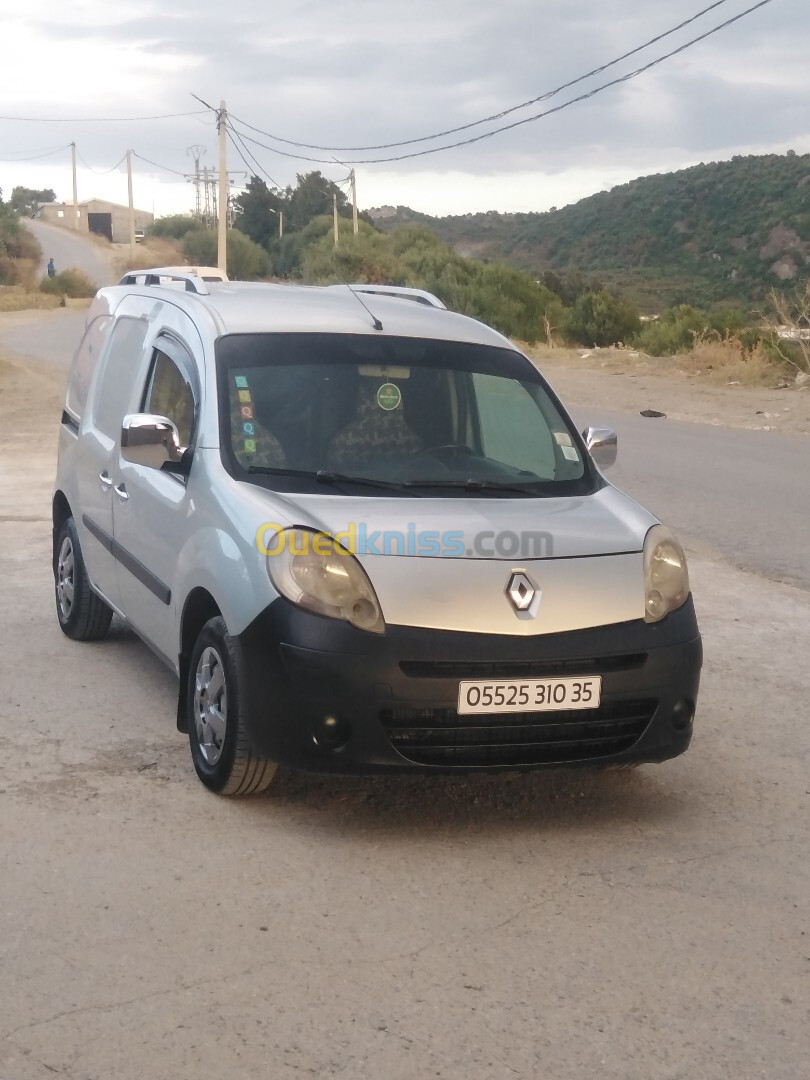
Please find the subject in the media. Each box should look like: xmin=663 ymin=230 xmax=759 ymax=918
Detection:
xmin=54 ymin=517 xmax=113 ymax=641
xmin=186 ymin=616 xmax=278 ymax=795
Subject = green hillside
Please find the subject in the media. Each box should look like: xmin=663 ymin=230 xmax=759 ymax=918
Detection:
xmin=370 ymin=154 xmax=810 ymax=311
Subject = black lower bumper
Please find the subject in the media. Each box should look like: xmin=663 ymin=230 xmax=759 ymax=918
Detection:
xmin=237 ymin=598 xmax=702 ymax=774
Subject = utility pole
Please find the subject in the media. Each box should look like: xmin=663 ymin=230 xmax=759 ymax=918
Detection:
xmin=333 ymin=193 xmax=339 ymax=248
xmin=217 ymin=100 xmax=228 ymax=273
xmin=126 ymin=149 xmax=135 ymax=256
xmin=350 ymin=169 xmax=358 ymax=235
xmin=279 ymin=211 xmax=283 ymax=239
xmin=70 ymin=142 xmax=79 ymax=230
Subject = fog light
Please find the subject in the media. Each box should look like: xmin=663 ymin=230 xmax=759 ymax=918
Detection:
xmin=671 ymin=700 xmax=694 ymax=731
xmin=313 ymin=714 xmax=350 ymax=750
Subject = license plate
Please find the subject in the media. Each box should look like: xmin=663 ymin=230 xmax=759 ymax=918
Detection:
xmin=457 ymin=676 xmax=602 ymax=715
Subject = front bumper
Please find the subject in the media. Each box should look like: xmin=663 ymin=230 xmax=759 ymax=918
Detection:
xmin=237 ymin=598 xmax=702 ymax=774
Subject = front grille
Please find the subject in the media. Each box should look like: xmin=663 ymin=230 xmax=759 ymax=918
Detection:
xmin=381 ymin=698 xmax=657 ymax=767
xmin=399 ymin=654 xmax=647 ymax=680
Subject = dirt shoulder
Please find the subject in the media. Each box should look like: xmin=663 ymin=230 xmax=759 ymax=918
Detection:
xmin=527 ymin=346 xmax=810 ymax=436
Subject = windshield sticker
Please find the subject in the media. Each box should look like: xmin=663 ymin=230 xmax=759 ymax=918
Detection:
xmin=234 ymin=375 xmax=249 ymax=389
xmin=241 ymin=405 xmax=254 ymax=419
xmin=244 ymin=439 xmax=257 ymax=454
xmin=561 ymin=445 xmax=579 ymax=461
xmin=238 ymin=389 xmax=252 ymax=404
xmin=376 ymin=383 xmax=402 ymax=411
xmin=553 ymin=431 xmax=573 ymax=447
xmin=243 ymin=422 xmax=255 ymax=436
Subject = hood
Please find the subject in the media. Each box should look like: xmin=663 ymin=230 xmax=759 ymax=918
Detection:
xmin=264 ymin=483 xmax=655 ymax=561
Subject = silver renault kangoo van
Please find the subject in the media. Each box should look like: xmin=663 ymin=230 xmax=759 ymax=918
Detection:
xmin=53 ymin=270 xmax=702 ymax=795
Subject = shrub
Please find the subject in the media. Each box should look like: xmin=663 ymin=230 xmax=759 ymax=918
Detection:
xmin=40 ymin=268 xmax=97 ymax=298
xmin=561 ymin=290 xmax=641 ymax=347
xmin=151 ymin=214 xmax=199 ymax=240
xmin=182 ymin=228 xmax=269 ymax=280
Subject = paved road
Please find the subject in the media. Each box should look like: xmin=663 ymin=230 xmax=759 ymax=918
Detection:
xmin=2 ymin=310 xmax=808 ymax=590
xmin=571 ymin=406 xmax=810 ymax=591
xmin=22 ymin=218 xmax=115 ymax=288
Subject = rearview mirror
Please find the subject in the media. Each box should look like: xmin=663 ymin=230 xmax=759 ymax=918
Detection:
xmin=121 ymin=413 xmax=187 ymax=470
xmin=582 ymin=426 xmax=617 ymax=469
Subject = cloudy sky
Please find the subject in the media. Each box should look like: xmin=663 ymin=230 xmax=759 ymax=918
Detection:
xmin=0 ymin=0 xmax=807 ymax=218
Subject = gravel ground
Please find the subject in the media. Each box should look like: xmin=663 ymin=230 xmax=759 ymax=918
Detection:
xmin=0 ymin=327 xmax=808 ymax=1079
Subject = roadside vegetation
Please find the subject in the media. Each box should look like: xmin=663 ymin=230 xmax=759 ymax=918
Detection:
xmin=147 ymin=173 xmax=808 ymax=381
xmin=3 ymin=175 xmax=808 ymax=381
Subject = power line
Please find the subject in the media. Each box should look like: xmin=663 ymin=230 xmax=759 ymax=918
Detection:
xmin=229 ymin=0 xmax=736 ymax=153
xmin=0 ymin=109 xmax=208 ymax=123
xmin=226 ymin=122 xmax=347 ymax=196
xmin=131 ymin=152 xmax=188 ymax=177
xmin=229 ymin=0 xmax=775 ymax=166
xmin=226 ymin=125 xmax=283 ymax=189
xmin=0 ymin=143 xmax=72 ymax=162
xmin=75 ymin=149 xmax=127 ymax=175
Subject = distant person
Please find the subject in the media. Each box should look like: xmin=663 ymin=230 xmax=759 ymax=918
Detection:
xmin=47 ymin=258 xmax=56 ymax=278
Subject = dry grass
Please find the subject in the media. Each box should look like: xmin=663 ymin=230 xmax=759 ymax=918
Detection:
xmin=522 ymin=335 xmax=788 ymax=389
xmin=0 ymin=291 xmax=62 ymax=312
xmin=0 ymin=293 xmax=92 ymax=313
xmin=670 ymin=335 xmax=783 ymax=387
xmin=113 ymin=237 xmax=186 ymax=276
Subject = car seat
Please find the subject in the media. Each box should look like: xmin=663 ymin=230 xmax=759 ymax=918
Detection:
xmin=325 ymin=380 xmax=424 ymax=471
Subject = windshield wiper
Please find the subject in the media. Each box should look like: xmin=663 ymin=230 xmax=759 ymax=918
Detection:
xmin=246 ymin=466 xmax=419 ymax=492
xmin=402 ymin=478 xmax=544 ymax=496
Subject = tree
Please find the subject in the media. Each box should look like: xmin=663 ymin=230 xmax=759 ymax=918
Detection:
xmin=232 ymin=177 xmax=284 ymax=250
xmin=562 ymin=290 xmax=641 ymax=347
xmin=285 ymin=171 xmax=351 ymax=230
xmin=767 ymin=282 xmax=810 ymax=375
xmin=182 ymin=227 xmax=269 ymax=280
xmin=151 ymin=214 xmax=199 ymax=240
xmin=10 ymin=186 xmax=56 ymax=216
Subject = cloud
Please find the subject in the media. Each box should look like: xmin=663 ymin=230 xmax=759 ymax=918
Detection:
xmin=2 ymin=0 xmax=807 ymax=215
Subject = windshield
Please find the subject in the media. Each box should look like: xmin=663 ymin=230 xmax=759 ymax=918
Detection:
xmin=216 ymin=333 xmax=597 ymax=496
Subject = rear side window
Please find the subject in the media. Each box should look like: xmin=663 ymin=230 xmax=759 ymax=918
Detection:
xmin=65 ymin=315 xmax=113 ymax=420
xmin=92 ymin=317 xmax=149 ymax=439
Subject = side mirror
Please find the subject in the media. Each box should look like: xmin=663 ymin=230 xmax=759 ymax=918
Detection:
xmin=121 ymin=413 xmax=187 ymax=470
xmin=582 ymin=426 xmax=617 ymax=469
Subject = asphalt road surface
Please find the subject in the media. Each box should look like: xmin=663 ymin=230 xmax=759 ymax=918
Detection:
xmin=572 ymin=406 xmax=810 ymax=591
xmin=22 ymin=218 xmax=115 ymax=288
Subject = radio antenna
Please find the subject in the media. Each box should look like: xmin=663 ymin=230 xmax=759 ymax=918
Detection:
xmin=346 ymin=285 xmax=383 ymax=331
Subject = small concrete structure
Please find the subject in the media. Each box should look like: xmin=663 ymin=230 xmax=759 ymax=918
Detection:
xmin=36 ymin=199 xmax=154 ymax=243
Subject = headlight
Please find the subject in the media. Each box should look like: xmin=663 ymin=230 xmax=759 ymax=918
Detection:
xmin=643 ymin=525 xmax=690 ymax=623
xmin=266 ymin=527 xmax=385 ymax=634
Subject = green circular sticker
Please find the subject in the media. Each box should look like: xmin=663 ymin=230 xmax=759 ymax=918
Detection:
xmin=376 ymin=383 xmax=402 ymax=411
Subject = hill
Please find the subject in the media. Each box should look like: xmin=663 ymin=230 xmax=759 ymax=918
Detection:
xmin=369 ymin=154 xmax=810 ymax=311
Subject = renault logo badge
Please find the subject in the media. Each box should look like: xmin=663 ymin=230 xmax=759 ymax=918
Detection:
xmin=506 ymin=571 xmax=541 ymax=619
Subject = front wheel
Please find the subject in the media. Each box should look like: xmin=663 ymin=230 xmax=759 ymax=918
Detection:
xmin=54 ymin=517 xmax=113 ymax=641
xmin=186 ymin=616 xmax=278 ymax=795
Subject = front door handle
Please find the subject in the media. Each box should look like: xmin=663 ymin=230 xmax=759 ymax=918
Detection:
xmin=113 ymin=483 xmax=129 ymax=501
xmin=99 ymin=471 xmax=113 ymax=489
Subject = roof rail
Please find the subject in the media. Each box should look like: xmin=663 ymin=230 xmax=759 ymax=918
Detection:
xmin=332 ymin=284 xmax=446 ymax=309
xmin=118 ymin=268 xmax=210 ymax=295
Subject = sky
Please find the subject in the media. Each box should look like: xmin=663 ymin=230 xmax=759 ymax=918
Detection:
xmin=0 ymin=0 xmax=807 ymax=220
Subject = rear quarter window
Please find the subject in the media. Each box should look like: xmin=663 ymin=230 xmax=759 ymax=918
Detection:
xmin=91 ymin=316 xmax=149 ymax=439
xmin=65 ymin=315 xmax=113 ymax=420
